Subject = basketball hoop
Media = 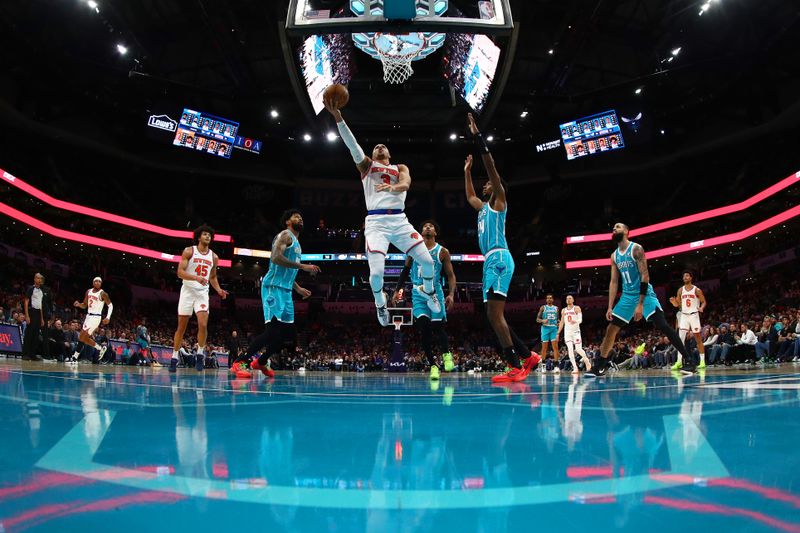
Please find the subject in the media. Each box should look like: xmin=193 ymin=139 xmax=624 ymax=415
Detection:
xmin=373 ymin=32 xmax=425 ymax=84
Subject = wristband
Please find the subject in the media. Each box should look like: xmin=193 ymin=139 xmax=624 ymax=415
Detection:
xmin=639 ymin=282 xmax=648 ymax=295
xmin=475 ymin=133 xmax=490 ymax=154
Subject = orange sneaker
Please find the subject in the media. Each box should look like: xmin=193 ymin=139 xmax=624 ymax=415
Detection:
xmin=491 ymin=366 xmax=530 ymax=383
xmin=523 ymin=352 xmax=541 ymax=372
xmin=251 ymin=359 xmax=275 ymax=378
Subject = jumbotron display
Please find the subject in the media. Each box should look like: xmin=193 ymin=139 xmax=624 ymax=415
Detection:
xmin=174 ymin=109 xmax=239 ymax=159
xmin=560 ymin=110 xmax=624 ymax=160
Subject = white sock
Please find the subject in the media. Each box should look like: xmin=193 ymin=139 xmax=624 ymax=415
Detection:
xmin=198 ymin=346 xmax=205 ymax=356
xmin=172 ymin=350 xmax=179 ymax=360
xmin=374 ymin=290 xmax=386 ymax=307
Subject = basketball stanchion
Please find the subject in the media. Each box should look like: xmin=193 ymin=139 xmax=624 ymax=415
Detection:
xmin=388 ymin=307 xmax=413 ymax=372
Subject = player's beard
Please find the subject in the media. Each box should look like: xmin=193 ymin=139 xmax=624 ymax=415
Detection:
xmin=291 ymin=222 xmax=303 ymax=233
xmin=611 ymin=232 xmax=624 ymax=243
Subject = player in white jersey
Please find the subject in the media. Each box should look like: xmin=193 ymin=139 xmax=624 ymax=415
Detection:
xmin=324 ymin=97 xmax=441 ymax=327
xmin=557 ymin=295 xmax=592 ymax=374
xmin=70 ymin=276 xmax=113 ymax=363
xmin=669 ymin=271 xmax=707 ymax=370
xmin=170 ymin=225 xmax=228 ymax=373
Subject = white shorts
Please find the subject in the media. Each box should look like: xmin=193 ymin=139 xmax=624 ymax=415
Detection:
xmin=178 ymin=285 xmax=210 ymax=316
xmin=82 ymin=314 xmax=102 ymax=336
xmin=564 ymin=329 xmax=582 ymax=346
xmin=679 ymin=312 xmax=701 ymax=334
xmin=364 ymin=214 xmax=424 ymax=255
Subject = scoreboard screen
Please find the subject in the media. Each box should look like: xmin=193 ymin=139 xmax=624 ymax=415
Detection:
xmin=560 ymin=110 xmax=625 ymax=161
xmin=174 ymin=109 xmax=239 ymax=159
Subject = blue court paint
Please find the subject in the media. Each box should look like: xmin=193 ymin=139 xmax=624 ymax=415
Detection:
xmin=1 ymin=365 xmax=799 ymax=532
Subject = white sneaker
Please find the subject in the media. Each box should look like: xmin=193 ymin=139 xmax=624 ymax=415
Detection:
xmin=376 ymin=294 xmax=390 ymax=327
xmin=98 ymin=345 xmax=108 ymax=362
xmin=415 ymin=285 xmax=442 ymax=313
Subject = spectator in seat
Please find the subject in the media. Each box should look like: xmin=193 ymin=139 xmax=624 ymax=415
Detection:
xmin=776 ymin=316 xmax=796 ymax=361
xmin=712 ymin=325 xmax=736 ymax=365
xmin=48 ymin=319 xmax=66 ymax=361
xmin=652 ymin=336 xmax=670 ymax=368
xmin=730 ymin=322 xmax=758 ymax=363
xmin=755 ymin=317 xmax=775 ymax=362
xmin=121 ymin=340 xmax=134 ymax=364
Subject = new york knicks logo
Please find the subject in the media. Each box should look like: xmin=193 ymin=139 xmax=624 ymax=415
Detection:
xmin=201 ymin=304 xmax=207 ymax=310
xmin=410 ymin=232 xmax=420 ymax=240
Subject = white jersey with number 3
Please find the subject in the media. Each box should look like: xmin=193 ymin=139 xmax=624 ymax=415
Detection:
xmin=362 ymin=161 xmax=406 ymax=212
xmin=183 ymin=246 xmax=213 ymax=291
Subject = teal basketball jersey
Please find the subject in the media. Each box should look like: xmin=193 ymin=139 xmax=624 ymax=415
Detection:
xmin=410 ymin=243 xmax=443 ymax=288
xmin=477 ymin=203 xmax=509 ymax=256
xmin=263 ymin=231 xmax=302 ymax=290
xmin=614 ymin=241 xmax=651 ymax=295
xmin=542 ymin=304 xmax=558 ymax=327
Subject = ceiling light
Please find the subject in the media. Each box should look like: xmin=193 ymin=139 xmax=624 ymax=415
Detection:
xmin=486 ymin=135 xmax=494 ymax=142
xmin=303 ymin=133 xmax=312 ymax=141
xmin=671 ymin=47 xmax=682 ymax=56
xmin=449 ymin=133 xmax=457 ymax=140
xmin=116 ymin=44 xmax=128 ymax=55
xmin=660 ymin=129 xmax=665 ymax=134
xmin=87 ymin=0 xmax=98 ymax=7
xmin=520 ymin=111 xmax=528 ymax=118
xmin=326 ymin=132 xmax=337 ymax=142
xmin=548 ymin=49 xmax=554 ymax=55
xmin=270 ymin=109 xmax=279 ymax=118
xmin=634 ymin=87 xmax=642 ymax=95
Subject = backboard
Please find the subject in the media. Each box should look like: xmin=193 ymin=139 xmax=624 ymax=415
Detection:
xmin=286 ymin=0 xmax=513 ymax=36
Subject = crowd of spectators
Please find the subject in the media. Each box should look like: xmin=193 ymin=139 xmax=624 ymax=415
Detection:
xmin=2 ymin=255 xmax=798 ymax=372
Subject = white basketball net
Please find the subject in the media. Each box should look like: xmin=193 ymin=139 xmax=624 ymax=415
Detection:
xmin=378 ymin=52 xmax=418 ymax=84
xmin=374 ymin=33 xmax=423 ymax=84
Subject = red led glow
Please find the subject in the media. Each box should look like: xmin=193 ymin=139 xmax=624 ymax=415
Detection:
xmin=1 ymin=168 xmax=232 ymax=242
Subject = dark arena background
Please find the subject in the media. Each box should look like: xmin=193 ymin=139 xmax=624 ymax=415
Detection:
xmin=1 ymin=1 xmax=799 ymax=532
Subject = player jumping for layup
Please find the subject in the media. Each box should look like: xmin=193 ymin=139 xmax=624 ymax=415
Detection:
xmin=586 ymin=223 xmax=693 ymax=377
xmin=464 ymin=113 xmax=540 ymax=383
xmin=324 ymin=98 xmax=441 ymax=327
xmin=669 ymin=271 xmax=707 ymax=370
xmin=392 ymin=220 xmax=456 ymax=381
xmin=169 ymin=226 xmax=228 ymax=373
xmin=71 ymin=277 xmax=112 ymax=363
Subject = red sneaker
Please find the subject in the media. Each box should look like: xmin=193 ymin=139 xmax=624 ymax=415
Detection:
xmin=251 ymin=359 xmax=275 ymax=378
xmin=491 ymin=366 xmax=530 ymax=383
xmin=523 ymin=352 xmax=542 ymax=372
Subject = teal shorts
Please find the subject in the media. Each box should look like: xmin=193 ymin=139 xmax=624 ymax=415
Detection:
xmin=262 ymin=285 xmax=294 ymax=324
xmin=412 ymin=287 xmax=447 ymax=322
xmin=612 ymin=292 xmax=662 ymax=324
xmin=540 ymin=326 xmax=558 ymax=343
xmin=482 ymin=250 xmax=515 ymax=303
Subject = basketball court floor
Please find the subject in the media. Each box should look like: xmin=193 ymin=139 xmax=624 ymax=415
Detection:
xmin=1 ymin=360 xmax=799 ymax=532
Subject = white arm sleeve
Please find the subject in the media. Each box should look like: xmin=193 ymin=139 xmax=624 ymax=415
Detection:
xmin=575 ymin=312 xmax=583 ymax=325
xmin=105 ymin=303 xmax=113 ymax=320
xmin=336 ymin=120 xmax=366 ymax=164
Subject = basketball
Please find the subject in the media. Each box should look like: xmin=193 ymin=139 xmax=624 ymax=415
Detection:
xmin=323 ymin=83 xmax=349 ymax=108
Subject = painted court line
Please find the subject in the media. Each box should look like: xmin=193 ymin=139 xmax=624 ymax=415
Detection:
xmin=35 ymin=409 xmax=729 ymax=510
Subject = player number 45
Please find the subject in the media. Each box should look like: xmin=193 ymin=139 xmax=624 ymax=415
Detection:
xmin=195 ymin=265 xmax=209 ymax=277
